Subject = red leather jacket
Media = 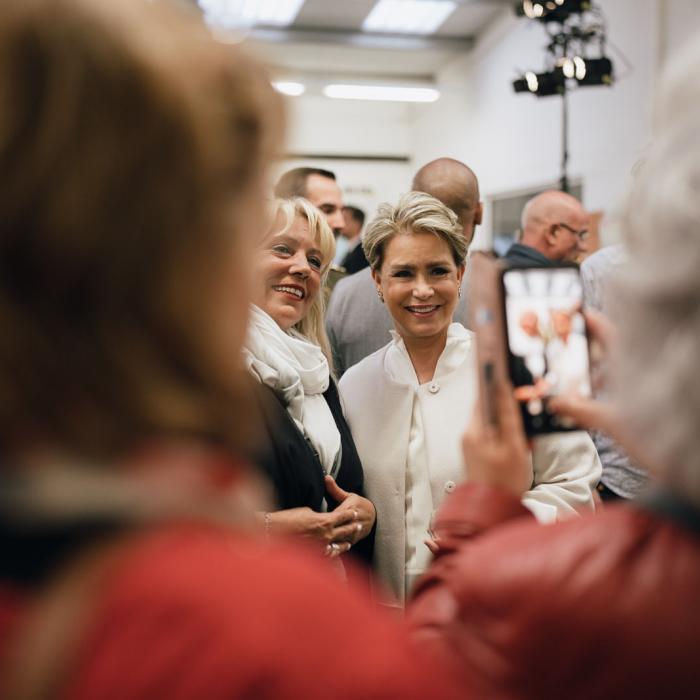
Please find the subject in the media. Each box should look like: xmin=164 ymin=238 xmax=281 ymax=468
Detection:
xmin=407 ymin=483 xmax=700 ymax=699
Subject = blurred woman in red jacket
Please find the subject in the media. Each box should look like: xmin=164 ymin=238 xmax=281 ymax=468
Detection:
xmin=407 ymin=34 xmax=700 ymax=700
xmin=0 ymin=2 xmax=457 ymax=698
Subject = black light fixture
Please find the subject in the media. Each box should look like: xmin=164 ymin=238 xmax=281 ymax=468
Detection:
xmin=514 ymin=0 xmax=592 ymax=23
xmin=511 ymin=0 xmax=616 ymax=192
xmin=574 ymin=56 xmax=614 ymax=86
xmin=512 ymin=69 xmax=565 ymax=97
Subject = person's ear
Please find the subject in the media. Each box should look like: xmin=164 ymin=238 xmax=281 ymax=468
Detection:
xmin=545 ymin=224 xmax=559 ymax=246
xmin=371 ymin=268 xmax=385 ymax=303
xmin=456 ymin=263 xmax=466 ymax=285
xmin=371 ymin=267 xmax=384 ymax=293
xmin=474 ymin=202 xmax=483 ymax=227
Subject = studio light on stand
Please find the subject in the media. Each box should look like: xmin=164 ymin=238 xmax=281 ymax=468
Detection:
xmin=515 ymin=0 xmax=592 ymax=23
xmin=511 ymin=0 xmax=615 ymax=191
xmin=512 ymin=69 xmax=565 ymax=97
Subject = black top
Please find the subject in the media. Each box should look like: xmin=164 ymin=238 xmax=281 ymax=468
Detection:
xmin=251 ymin=379 xmax=374 ymax=565
xmin=341 ymin=243 xmax=370 ymax=275
xmin=502 ymin=242 xmax=555 ymax=267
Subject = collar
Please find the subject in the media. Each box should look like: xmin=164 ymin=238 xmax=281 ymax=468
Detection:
xmin=386 ymin=323 xmax=472 ymax=387
xmin=505 ymin=243 xmax=554 ymax=267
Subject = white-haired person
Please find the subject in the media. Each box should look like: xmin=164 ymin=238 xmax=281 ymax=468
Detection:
xmin=339 ymin=191 xmax=601 ymax=607
xmin=406 ymin=35 xmax=700 ymax=697
xmin=245 ymin=197 xmax=375 ymax=568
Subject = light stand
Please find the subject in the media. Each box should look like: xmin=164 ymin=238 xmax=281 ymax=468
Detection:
xmin=511 ymin=1 xmax=614 ymax=194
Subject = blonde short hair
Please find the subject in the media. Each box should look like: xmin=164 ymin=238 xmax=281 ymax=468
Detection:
xmin=265 ymin=198 xmax=336 ymax=366
xmin=362 ymin=191 xmax=468 ymax=271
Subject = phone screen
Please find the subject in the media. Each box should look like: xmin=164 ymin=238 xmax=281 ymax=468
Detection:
xmin=502 ymin=266 xmax=591 ymax=434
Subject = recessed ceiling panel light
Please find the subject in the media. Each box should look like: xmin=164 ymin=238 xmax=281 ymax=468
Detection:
xmin=323 ymin=84 xmax=440 ymax=103
xmin=362 ymin=0 xmax=457 ymax=35
xmin=272 ymin=81 xmax=306 ymax=96
xmin=198 ymin=0 xmax=305 ymax=29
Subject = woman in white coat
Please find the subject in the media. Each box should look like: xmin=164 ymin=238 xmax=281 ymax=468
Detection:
xmin=339 ymin=192 xmax=601 ymax=607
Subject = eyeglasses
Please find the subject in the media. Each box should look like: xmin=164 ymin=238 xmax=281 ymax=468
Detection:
xmin=555 ymin=222 xmax=588 ymax=241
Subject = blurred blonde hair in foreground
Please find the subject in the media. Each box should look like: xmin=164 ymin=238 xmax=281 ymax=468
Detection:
xmin=0 ymin=0 xmax=283 ymax=459
xmin=617 ymin=35 xmax=700 ymax=505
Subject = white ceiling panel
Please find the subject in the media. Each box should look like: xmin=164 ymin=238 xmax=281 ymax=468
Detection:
xmin=203 ymin=1 xmax=511 ymax=80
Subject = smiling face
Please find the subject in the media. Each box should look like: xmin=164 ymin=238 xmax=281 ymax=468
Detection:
xmin=253 ymin=215 xmax=325 ymax=331
xmin=373 ymin=230 xmax=464 ymax=346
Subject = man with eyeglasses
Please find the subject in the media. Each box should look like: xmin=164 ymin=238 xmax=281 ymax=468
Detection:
xmin=504 ymin=190 xmax=589 ymax=266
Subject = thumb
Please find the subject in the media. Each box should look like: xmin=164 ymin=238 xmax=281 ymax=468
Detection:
xmin=324 ymin=475 xmax=349 ymax=502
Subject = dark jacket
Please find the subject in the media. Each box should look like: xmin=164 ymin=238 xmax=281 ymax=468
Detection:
xmin=341 ymin=242 xmax=369 ymax=275
xmin=502 ymin=242 xmax=554 ymax=267
xmin=252 ymin=379 xmax=374 ymax=565
xmin=407 ymin=482 xmax=700 ymax=699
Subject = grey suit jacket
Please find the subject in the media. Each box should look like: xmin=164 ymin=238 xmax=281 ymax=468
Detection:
xmin=325 ymin=266 xmax=470 ymax=377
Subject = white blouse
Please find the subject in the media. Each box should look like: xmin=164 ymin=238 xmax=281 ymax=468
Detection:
xmin=386 ymin=329 xmax=472 ymax=599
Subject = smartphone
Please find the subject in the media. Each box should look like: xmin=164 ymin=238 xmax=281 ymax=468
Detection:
xmin=467 ymin=252 xmax=510 ymax=428
xmin=501 ymin=265 xmax=591 ymax=434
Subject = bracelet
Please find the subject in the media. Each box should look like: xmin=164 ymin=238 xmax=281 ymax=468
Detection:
xmin=263 ymin=512 xmax=272 ymax=538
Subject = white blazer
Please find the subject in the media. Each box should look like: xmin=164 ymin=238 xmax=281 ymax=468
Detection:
xmin=339 ymin=323 xmax=601 ymax=607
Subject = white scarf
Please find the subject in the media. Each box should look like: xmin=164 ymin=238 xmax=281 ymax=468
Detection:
xmin=243 ymin=305 xmax=341 ymax=477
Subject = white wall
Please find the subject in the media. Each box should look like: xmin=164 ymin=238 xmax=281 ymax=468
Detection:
xmin=410 ymin=0 xmax=700 ymax=248
xmin=270 ymin=0 xmax=700 ymax=240
xmin=275 ymin=93 xmax=415 ymax=218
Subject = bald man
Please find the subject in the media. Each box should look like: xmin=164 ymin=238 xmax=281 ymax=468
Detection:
xmin=325 ymin=158 xmax=481 ymax=376
xmin=504 ymin=190 xmax=589 ymax=266
xmin=412 ymin=157 xmax=483 ymax=245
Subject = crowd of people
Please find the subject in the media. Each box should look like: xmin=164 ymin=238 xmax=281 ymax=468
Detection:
xmin=0 ymin=0 xmax=698 ymax=698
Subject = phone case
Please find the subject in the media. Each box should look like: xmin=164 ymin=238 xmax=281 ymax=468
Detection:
xmin=467 ymin=252 xmax=510 ymax=428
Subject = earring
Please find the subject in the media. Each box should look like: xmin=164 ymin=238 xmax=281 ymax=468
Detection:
xmin=458 ymin=287 xmax=462 ymax=298
xmin=377 ymin=289 xmax=384 ymax=303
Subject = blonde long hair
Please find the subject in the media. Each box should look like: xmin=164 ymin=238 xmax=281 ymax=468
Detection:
xmin=265 ymin=198 xmax=336 ymax=368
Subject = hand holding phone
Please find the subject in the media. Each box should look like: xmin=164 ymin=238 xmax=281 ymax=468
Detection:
xmin=469 ymin=254 xmax=592 ymax=436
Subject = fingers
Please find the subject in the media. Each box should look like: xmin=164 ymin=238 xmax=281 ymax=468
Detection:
xmin=424 ymin=537 xmax=440 ymax=555
xmin=549 ymin=394 xmax=618 ymax=434
xmin=325 ymin=541 xmax=352 ymax=558
xmin=327 ymin=506 xmax=356 ymax=528
xmin=324 ymin=475 xmax=350 ymax=503
xmin=333 ymin=521 xmax=363 ymax=544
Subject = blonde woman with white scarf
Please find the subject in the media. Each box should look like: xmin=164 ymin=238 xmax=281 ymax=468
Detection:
xmin=244 ymin=198 xmax=375 ymax=567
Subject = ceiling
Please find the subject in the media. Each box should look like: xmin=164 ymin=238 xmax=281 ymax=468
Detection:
xmin=200 ymin=1 xmax=511 ymax=80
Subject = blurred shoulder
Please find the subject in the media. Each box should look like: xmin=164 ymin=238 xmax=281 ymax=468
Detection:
xmin=73 ymin=523 xmax=452 ymax=699
xmin=338 ymin=342 xmax=390 ymax=394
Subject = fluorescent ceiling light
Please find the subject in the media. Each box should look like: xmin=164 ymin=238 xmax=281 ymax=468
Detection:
xmin=362 ymin=0 xmax=457 ymax=35
xmin=323 ymin=84 xmax=440 ymax=103
xmin=272 ymin=81 xmax=306 ymax=96
xmin=198 ymin=0 xmax=305 ymax=29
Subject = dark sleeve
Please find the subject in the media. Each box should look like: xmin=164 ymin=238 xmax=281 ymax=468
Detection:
xmin=248 ymin=383 xmax=326 ymax=512
xmin=341 ymin=245 xmax=369 ymax=275
xmin=325 ymin=298 xmax=346 ymax=379
xmin=323 ymin=381 xmax=375 ymax=566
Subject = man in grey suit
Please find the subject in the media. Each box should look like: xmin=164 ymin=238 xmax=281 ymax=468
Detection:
xmin=326 ymin=158 xmax=483 ymax=377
